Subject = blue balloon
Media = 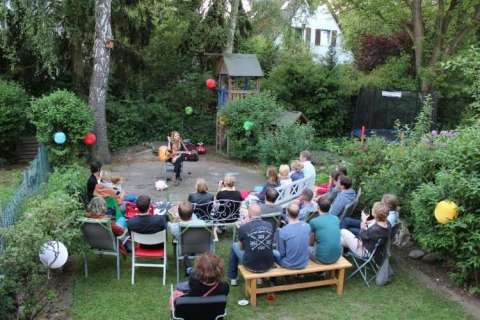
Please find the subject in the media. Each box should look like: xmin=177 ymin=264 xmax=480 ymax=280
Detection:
xmin=53 ymin=132 xmax=67 ymax=144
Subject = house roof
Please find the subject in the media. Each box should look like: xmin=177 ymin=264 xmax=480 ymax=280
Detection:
xmin=221 ymin=54 xmax=264 ymax=77
xmin=276 ymin=111 xmax=308 ymax=127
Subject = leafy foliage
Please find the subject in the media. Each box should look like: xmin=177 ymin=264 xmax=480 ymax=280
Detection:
xmin=220 ymin=93 xmax=284 ymax=161
xmin=0 ymin=80 xmax=30 ymax=161
xmin=29 ymin=90 xmax=94 ymax=166
xmin=0 ymin=164 xmax=87 ymax=318
xmin=258 ymin=123 xmax=315 ymax=166
xmin=266 ymin=52 xmax=350 ymax=136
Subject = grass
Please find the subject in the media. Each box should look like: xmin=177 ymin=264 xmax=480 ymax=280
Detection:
xmin=0 ymin=168 xmax=22 ymax=206
xmin=72 ymin=233 xmax=472 ymax=320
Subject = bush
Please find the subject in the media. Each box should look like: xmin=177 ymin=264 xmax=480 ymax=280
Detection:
xmin=0 ymin=165 xmax=87 ymax=318
xmin=0 ymin=80 xmax=30 ymax=161
xmin=258 ymin=123 xmax=314 ymax=166
xmin=265 ymin=53 xmax=350 ymax=136
xmin=219 ymin=93 xmax=283 ymax=161
xmin=29 ymin=90 xmax=94 ymax=166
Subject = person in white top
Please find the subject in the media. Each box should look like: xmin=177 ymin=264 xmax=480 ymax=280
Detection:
xmin=300 ymin=150 xmax=316 ymax=190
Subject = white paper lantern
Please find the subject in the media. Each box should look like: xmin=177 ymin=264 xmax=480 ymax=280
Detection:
xmin=39 ymin=241 xmax=68 ymax=269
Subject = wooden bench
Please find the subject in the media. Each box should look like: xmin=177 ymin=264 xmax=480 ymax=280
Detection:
xmin=238 ymin=257 xmax=352 ymax=308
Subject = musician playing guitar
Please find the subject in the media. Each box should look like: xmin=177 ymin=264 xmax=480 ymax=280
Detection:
xmin=167 ymin=131 xmax=189 ymax=185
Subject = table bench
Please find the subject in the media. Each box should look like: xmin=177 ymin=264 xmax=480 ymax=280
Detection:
xmin=238 ymin=257 xmax=352 ymax=308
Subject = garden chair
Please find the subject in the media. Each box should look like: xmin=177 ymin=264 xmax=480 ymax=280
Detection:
xmin=262 ymin=212 xmax=283 ymax=235
xmin=175 ymin=224 xmax=215 ymax=283
xmin=339 ymin=187 xmax=362 ymax=221
xmin=131 ymin=230 xmax=167 ymax=285
xmin=79 ymin=217 xmax=124 ymax=280
xmin=192 ymin=202 xmax=214 ymax=221
xmin=170 ymin=285 xmax=227 ymax=320
xmin=346 ymin=237 xmax=383 ymax=287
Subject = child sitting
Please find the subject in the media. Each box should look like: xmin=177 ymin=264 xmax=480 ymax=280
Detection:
xmin=289 ymin=160 xmax=304 ymax=181
xmin=278 ymin=164 xmax=292 ymax=186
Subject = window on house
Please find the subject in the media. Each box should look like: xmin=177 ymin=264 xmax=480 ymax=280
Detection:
xmin=315 ymin=29 xmax=321 ymax=46
xmin=294 ymin=27 xmax=303 ymax=39
xmin=331 ymin=30 xmax=337 ymax=47
xmin=305 ymin=28 xmax=311 ymax=45
xmin=321 ymin=30 xmax=331 ymax=46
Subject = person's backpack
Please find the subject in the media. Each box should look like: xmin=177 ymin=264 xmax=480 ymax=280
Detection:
xmin=376 ymin=256 xmax=394 ymax=285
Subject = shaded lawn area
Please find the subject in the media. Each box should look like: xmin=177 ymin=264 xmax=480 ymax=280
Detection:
xmin=0 ymin=169 xmax=22 ymax=206
xmin=72 ymin=234 xmax=472 ymax=320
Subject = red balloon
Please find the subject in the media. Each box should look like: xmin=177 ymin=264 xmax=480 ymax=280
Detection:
xmin=206 ymin=79 xmax=216 ymax=89
xmin=84 ymin=132 xmax=96 ymax=145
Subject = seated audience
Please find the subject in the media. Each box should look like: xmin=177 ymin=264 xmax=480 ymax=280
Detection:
xmin=257 ymin=166 xmax=280 ymax=202
xmin=340 ymin=202 xmax=391 ymax=257
xmin=329 ymin=175 xmax=356 ymax=217
xmin=93 ymin=171 xmax=125 ymax=206
xmin=259 ymin=188 xmax=282 ymax=215
xmin=278 ymin=164 xmax=292 ymax=186
xmin=309 ymin=198 xmax=342 ymax=264
xmin=382 ymin=193 xmax=400 ymax=228
xmin=299 ymin=150 xmax=316 ymax=190
xmin=169 ymin=201 xmax=205 ymax=240
xmin=86 ymin=161 xmax=102 ymax=203
xmin=188 ymin=178 xmax=214 ymax=205
xmin=216 ymin=175 xmax=243 ymax=202
xmin=298 ymin=188 xmax=318 ymax=221
xmin=228 ymin=204 xmax=274 ymax=285
xmin=325 ymin=170 xmax=344 ymax=202
xmin=127 ymin=195 xmax=168 ymax=248
xmin=274 ymin=203 xmax=310 ymax=269
xmin=289 ymin=160 xmax=304 ymax=181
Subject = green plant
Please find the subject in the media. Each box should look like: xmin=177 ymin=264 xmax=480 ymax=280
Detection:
xmin=0 ymin=80 xmax=30 ymax=161
xmin=29 ymin=90 xmax=94 ymax=166
xmin=258 ymin=123 xmax=314 ymax=166
xmin=220 ymin=93 xmax=284 ymax=161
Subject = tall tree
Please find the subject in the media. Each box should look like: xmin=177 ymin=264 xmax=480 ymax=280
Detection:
xmin=225 ymin=0 xmax=240 ymax=53
xmin=327 ymin=0 xmax=480 ymax=95
xmin=89 ymin=0 xmax=112 ymax=162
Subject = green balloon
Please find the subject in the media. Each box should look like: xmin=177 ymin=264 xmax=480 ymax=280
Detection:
xmin=243 ymin=121 xmax=254 ymax=131
xmin=185 ymin=106 xmax=193 ymax=115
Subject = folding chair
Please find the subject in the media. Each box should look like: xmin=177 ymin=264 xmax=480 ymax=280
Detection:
xmin=175 ymin=224 xmax=215 ymax=283
xmin=170 ymin=284 xmax=227 ymax=320
xmin=131 ymin=230 xmax=167 ymax=285
xmin=79 ymin=217 xmax=124 ymax=280
xmin=346 ymin=238 xmax=383 ymax=287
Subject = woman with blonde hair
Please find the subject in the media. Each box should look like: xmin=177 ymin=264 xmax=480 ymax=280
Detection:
xmin=167 ymin=131 xmax=188 ymax=185
xmin=216 ymin=174 xmax=242 ymax=202
xmin=290 ymin=160 xmax=304 ymax=181
xmin=188 ymin=178 xmax=214 ymax=206
xmin=278 ymin=164 xmax=292 ymax=186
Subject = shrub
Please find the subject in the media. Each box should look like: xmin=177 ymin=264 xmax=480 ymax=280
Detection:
xmin=219 ymin=93 xmax=284 ymax=161
xmin=265 ymin=53 xmax=350 ymax=136
xmin=0 ymin=165 xmax=87 ymax=318
xmin=258 ymin=123 xmax=314 ymax=166
xmin=29 ymin=90 xmax=94 ymax=166
xmin=0 ymin=80 xmax=30 ymax=161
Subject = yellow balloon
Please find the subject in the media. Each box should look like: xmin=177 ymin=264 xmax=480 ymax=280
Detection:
xmin=434 ymin=200 xmax=459 ymax=224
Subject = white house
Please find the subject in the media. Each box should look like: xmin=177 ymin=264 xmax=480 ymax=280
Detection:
xmin=289 ymin=3 xmax=353 ymax=63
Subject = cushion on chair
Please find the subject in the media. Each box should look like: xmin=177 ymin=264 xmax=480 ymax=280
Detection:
xmin=134 ymin=244 xmax=165 ymax=257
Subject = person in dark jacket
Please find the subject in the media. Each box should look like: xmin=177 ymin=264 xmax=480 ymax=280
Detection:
xmin=340 ymin=201 xmax=390 ymax=257
xmin=188 ymin=178 xmax=214 ymax=205
xmin=86 ymin=161 xmax=102 ymax=203
xmin=184 ymin=252 xmax=229 ymax=297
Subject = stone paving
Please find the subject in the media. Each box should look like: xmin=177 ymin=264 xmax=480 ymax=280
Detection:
xmin=110 ymin=147 xmax=264 ymax=203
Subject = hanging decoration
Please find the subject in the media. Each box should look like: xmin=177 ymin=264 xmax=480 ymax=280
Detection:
xmin=434 ymin=200 xmax=459 ymax=224
xmin=206 ymin=79 xmax=217 ymax=89
xmin=84 ymin=132 xmax=97 ymax=145
xmin=243 ymin=120 xmax=254 ymax=131
xmin=53 ymin=132 xmax=67 ymax=144
xmin=185 ymin=106 xmax=193 ymax=115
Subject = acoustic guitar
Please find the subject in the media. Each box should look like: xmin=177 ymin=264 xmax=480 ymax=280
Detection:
xmin=158 ymin=145 xmax=191 ymax=161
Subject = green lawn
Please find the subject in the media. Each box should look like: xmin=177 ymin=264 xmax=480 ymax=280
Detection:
xmin=72 ymin=234 xmax=472 ymax=320
xmin=0 ymin=169 xmax=22 ymax=206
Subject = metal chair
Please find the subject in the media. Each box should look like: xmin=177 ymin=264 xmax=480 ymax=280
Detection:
xmin=262 ymin=212 xmax=282 ymax=235
xmin=175 ymin=224 xmax=215 ymax=283
xmin=79 ymin=217 xmax=123 ymax=280
xmin=346 ymin=237 xmax=383 ymax=287
xmin=170 ymin=285 xmax=227 ymax=320
xmin=131 ymin=230 xmax=167 ymax=285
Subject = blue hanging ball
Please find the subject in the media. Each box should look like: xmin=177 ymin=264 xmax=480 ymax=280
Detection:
xmin=53 ymin=132 xmax=67 ymax=144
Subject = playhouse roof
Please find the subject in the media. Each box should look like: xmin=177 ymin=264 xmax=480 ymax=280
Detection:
xmin=220 ymin=54 xmax=264 ymax=77
xmin=276 ymin=111 xmax=308 ymax=127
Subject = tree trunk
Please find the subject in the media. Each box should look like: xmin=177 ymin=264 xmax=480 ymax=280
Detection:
xmin=71 ymin=38 xmax=85 ymax=96
xmin=225 ymin=0 xmax=240 ymax=53
xmin=88 ymin=0 xmax=112 ymax=163
xmin=412 ymin=0 xmax=424 ymax=80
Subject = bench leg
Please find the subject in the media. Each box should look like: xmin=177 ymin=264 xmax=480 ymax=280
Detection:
xmin=251 ymin=279 xmax=257 ymax=308
xmin=337 ymin=269 xmax=345 ymax=296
